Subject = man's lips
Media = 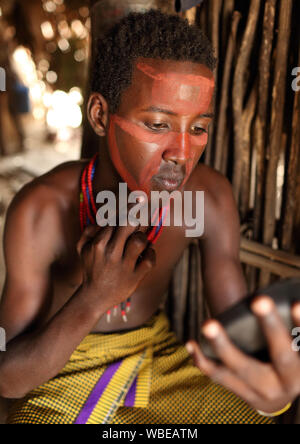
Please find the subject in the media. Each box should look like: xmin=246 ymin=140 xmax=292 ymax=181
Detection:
xmin=153 ymin=173 xmax=184 ymax=190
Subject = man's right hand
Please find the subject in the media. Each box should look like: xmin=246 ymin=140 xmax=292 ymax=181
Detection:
xmin=76 ymin=224 xmax=156 ymax=311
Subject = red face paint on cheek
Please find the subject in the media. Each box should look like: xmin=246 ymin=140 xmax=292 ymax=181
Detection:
xmin=109 ymin=114 xmax=207 ymax=193
xmin=109 ymin=115 xmax=170 ymax=194
xmin=113 ymin=115 xmax=174 ymax=147
xmin=113 ymin=115 xmax=207 ymax=151
xmin=108 ymin=117 xmax=141 ymax=192
xmin=111 ymin=115 xmax=175 ymax=194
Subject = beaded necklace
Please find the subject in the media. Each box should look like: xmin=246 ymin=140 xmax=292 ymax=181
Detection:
xmin=80 ymin=154 xmax=169 ymax=323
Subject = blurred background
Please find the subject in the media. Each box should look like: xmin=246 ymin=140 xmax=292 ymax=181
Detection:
xmin=0 ymin=0 xmax=300 ymax=423
xmin=0 ymin=0 xmax=91 ymax=290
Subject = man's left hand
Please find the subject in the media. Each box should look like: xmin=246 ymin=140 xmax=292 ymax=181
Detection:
xmin=186 ymin=296 xmax=300 ymax=414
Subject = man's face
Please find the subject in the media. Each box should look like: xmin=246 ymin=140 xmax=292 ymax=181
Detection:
xmin=107 ymin=58 xmax=215 ymax=195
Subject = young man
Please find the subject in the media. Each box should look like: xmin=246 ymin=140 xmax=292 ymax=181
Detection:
xmin=1 ymin=10 xmax=300 ymax=424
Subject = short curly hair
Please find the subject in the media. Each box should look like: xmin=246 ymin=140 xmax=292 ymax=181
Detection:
xmin=92 ymin=9 xmax=216 ymax=113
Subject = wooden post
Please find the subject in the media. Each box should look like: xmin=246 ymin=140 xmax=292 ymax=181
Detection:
xmin=232 ymin=0 xmax=261 ymax=205
xmin=214 ymin=11 xmax=241 ymax=172
xmin=253 ymin=0 xmax=277 ymax=241
xmin=263 ymin=0 xmax=293 ymax=246
xmin=294 ymin=171 xmax=300 ymax=255
xmin=281 ymin=46 xmax=300 ymax=251
xmin=211 ymin=0 xmax=222 ymax=63
xmin=241 ymin=237 xmax=300 ymax=268
xmin=221 ymin=0 xmax=234 ymax=56
xmin=240 ymin=82 xmax=257 ymax=220
xmin=240 ymin=251 xmax=300 ymax=278
xmin=260 ymin=0 xmax=293 ymax=286
xmin=204 ymin=0 xmax=222 ymax=168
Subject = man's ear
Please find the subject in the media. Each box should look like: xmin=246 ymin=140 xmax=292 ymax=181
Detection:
xmin=87 ymin=93 xmax=109 ymax=136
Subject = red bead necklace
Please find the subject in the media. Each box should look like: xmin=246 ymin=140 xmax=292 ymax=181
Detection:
xmin=80 ymin=154 xmax=168 ymax=323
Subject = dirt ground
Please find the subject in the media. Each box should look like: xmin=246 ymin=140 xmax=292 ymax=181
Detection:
xmin=0 ymin=117 xmax=81 ymax=423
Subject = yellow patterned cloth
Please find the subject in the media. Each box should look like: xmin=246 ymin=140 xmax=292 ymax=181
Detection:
xmin=7 ymin=310 xmax=274 ymax=424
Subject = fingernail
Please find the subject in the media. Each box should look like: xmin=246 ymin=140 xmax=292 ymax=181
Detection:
xmin=186 ymin=342 xmax=194 ymax=354
xmin=202 ymin=321 xmax=220 ymax=339
xmin=252 ymin=296 xmax=274 ymax=316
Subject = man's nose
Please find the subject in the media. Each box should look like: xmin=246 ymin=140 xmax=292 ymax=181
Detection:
xmin=163 ymin=132 xmax=191 ymax=165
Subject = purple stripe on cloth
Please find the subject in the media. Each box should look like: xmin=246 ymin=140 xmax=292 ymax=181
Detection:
xmin=74 ymin=360 xmax=122 ymax=424
xmin=124 ymin=376 xmax=137 ymax=407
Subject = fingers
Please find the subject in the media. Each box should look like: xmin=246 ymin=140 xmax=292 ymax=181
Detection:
xmin=186 ymin=339 xmax=219 ymax=375
xmin=99 ymin=196 xmax=150 ymax=259
xmin=292 ymin=302 xmax=300 ymax=327
xmin=251 ymin=295 xmax=300 ymax=395
xmin=186 ymin=340 xmax=258 ymax=407
xmin=77 ymin=225 xmax=115 ymax=260
xmin=199 ymin=318 xmax=286 ymax=402
xmin=123 ymin=230 xmax=148 ymax=262
xmin=92 ymin=226 xmax=115 ymax=252
xmin=135 ymin=247 xmax=156 ymax=278
xmin=200 ymin=320 xmax=261 ymax=382
xmin=76 ymin=225 xmax=100 ymax=256
xmin=106 ymin=224 xmax=140 ymax=259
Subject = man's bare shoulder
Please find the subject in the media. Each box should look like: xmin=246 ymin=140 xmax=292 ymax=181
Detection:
xmin=188 ymin=163 xmax=234 ymax=204
xmin=4 ymin=160 xmax=86 ymax=256
xmin=187 ymin=164 xmax=238 ymax=240
xmin=8 ymin=160 xmax=85 ymax=214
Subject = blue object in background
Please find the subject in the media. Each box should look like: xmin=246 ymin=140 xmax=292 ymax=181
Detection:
xmin=12 ymin=81 xmax=30 ymax=114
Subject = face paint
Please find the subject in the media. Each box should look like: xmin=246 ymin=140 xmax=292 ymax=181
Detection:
xmin=108 ymin=116 xmax=140 ymax=193
xmin=107 ymin=60 xmax=213 ymax=194
xmin=137 ymin=62 xmax=215 ymax=116
xmin=108 ymin=114 xmax=208 ymax=195
xmin=112 ymin=114 xmax=208 ymax=147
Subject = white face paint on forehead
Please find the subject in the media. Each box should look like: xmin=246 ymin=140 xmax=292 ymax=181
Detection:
xmin=136 ymin=61 xmax=215 ymax=115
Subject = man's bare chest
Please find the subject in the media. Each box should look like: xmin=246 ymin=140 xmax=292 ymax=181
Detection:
xmin=49 ymin=225 xmax=191 ymax=333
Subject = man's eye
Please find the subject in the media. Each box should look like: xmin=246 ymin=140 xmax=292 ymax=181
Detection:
xmin=191 ymin=127 xmax=207 ymax=135
xmin=145 ymin=122 xmax=169 ymax=131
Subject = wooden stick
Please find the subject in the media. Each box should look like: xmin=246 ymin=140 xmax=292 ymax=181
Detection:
xmin=240 ymin=82 xmax=257 ymax=219
xmin=221 ymin=0 xmax=234 ymax=56
xmin=253 ymin=0 xmax=277 ymax=241
xmin=260 ymin=0 xmax=293 ymax=287
xmin=214 ymin=11 xmax=241 ymax=171
xmin=281 ymin=45 xmax=300 ymax=251
xmin=197 ymin=0 xmax=209 ymax=37
xmin=232 ymin=0 xmax=261 ymax=204
xmin=204 ymin=0 xmax=222 ymax=167
xmin=263 ymin=0 xmax=293 ymax=246
xmin=240 ymin=250 xmax=300 ymax=278
xmin=211 ymin=0 xmax=222 ymax=63
xmin=241 ymin=237 xmax=300 ymax=268
xmin=220 ymin=124 xmax=230 ymax=175
xmin=294 ymin=170 xmax=300 ymax=255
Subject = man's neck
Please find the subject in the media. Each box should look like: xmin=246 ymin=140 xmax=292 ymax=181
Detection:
xmin=93 ymin=140 xmax=122 ymax=198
